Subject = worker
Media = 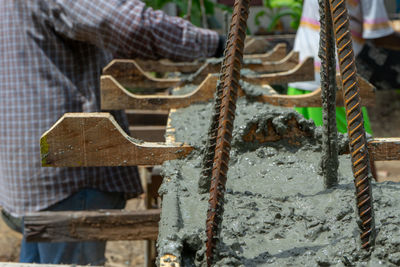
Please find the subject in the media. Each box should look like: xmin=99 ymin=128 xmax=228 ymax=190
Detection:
xmin=0 ymin=0 xmax=225 ymax=265
xmin=288 ymin=0 xmax=399 ymax=134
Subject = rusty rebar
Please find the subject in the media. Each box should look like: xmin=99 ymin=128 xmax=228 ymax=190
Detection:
xmin=319 ymin=0 xmax=339 ymax=188
xmin=204 ymin=0 xmax=250 ymax=265
xmin=328 ymin=0 xmax=375 ymax=249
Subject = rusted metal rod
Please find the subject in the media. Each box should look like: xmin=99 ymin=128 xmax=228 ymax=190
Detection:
xmin=319 ymin=0 xmax=339 ymax=188
xmin=329 ymin=0 xmax=375 ymax=249
xmin=204 ymin=0 xmax=250 ymax=265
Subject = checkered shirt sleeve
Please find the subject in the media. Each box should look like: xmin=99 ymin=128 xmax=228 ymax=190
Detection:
xmin=40 ymin=0 xmax=219 ymax=61
xmin=0 ymin=0 xmax=219 ymax=216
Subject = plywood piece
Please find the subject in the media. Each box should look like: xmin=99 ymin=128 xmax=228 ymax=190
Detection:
xmin=187 ymin=52 xmax=299 ymax=84
xmin=24 ymin=209 xmax=160 ymax=242
xmin=130 ymin=44 xmax=288 ymax=74
xmin=102 ymin=72 xmax=374 ymax=110
xmin=367 ymin=138 xmax=400 ymax=161
xmin=40 ymin=113 xmax=193 ymax=167
xmin=255 ymin=75 xmax=375 ymax=107
xmin=0 ymin=264 xmax=98 ymax=267
xmin=135 ymin=59 xmax=203 ymax=73
xmin=244 ymin=43 xmax=287 ymax=61
xmin=242 ymin=57 xmax=315 ymax=85
xmin=245 ymin=51 xmax=299 ymax=73
xmin=103 ymin=59 xmax=180 ymax=89
xmin=101 ymin=74 xmax=218 ymax=110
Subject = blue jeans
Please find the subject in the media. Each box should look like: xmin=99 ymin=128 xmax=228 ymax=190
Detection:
xmin=20 ymin=189 xmax=126 ymax=265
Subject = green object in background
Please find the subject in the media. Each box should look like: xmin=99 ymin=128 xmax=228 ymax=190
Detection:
xmin=254 ymin=0 xmax=303 ymax=32
xmin=287 ymin=87 xmax=373 ymax=135
xmin=144 ymin=0 xmax=231 ymax=28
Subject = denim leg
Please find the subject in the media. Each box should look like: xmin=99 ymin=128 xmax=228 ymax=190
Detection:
xmin=21 ymin=189 xmax=126 ymax=265
xmin=20 ymin=236 xmax=40 ymax=263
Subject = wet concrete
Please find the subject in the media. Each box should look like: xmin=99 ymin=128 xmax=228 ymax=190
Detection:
xmin=158 ymin=97 xmax=400 ymax=266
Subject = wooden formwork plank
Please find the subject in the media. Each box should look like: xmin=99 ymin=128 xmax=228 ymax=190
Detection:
xmin=367 ymin=138 xmax=400 ymax=161
xmin=40 ymin=113 xmax=193 ymax=167
xmin=245 ymin=51 xmax=299 ymax=73
xmin=24 ymin=209 xmax=160 ymax=242
xmin=0 ymin=264 xmax=99 ymax=267
xmin=135 ymin=59 xmax=202 ymax=73
xmin=133 ymin=43 xmax=288 ymax=73
xmin=103 ymin=59 xmax=180 ymax=89
xmin=101 ymin=70 xmax=374 ymax=110
xmin=101 ymin=74 xmax=218 ymax=110
xmin=242 ymin=57 xmax=314 ymax=85
xmin=244 ymin=43 xmax=287 ymax=61
xmin=255 ymin=75 xmax=375 ymax=107
xmin=187 ymin=51 xmax=299 ymax=84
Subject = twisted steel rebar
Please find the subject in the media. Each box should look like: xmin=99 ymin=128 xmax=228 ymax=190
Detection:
xmin=204 ymin=0 xmax=250 ymax=265
xmin=318 ymin=0 xmax=339 ymax=188
xmin=328 ymin=0 xmax=375 ymax=249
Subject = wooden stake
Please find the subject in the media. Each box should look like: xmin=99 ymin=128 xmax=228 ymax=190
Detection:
xmin=24 ymin=209 xmax=160 ymax=242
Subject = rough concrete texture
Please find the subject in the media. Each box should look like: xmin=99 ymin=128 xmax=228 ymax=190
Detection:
xmin=158 ymin=97 xmax=400 ymax=266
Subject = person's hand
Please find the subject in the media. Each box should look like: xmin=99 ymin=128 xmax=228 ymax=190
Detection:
xmin=214 ymin=35 xmax=226 ymax=58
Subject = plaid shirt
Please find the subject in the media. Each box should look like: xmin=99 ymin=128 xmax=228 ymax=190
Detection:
xmin=0 ymin=0 xmax=218 ymax=216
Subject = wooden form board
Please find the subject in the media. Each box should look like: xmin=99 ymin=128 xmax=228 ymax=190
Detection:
xmin=101 ymin=74 xmax=219 ymax=110
xmin=187 ymin=51 xmax=300 ymax=85
xmin=367 ymin=138 xmax=400 ymax=161
xmin=255 ymin=75 xmax=376 ymax=107
xmin=40 ymin=113 xmax=193 ymax=167
xmin=24 ymin=209 xmax=160 ymax=242
xmin=101 ymin=72 xmax=375 ymax=110
xmin=245 ymin=51 xmax=299 ymax=73
xmin=100 ymin=58 xmax=316 ymax=110
xmin=244 ymin=43 xmax=287 ymax=61
xmin=102 ymin=45 xmax=292 ymax=89
xmin=0 ymin=264 xmax=99 ymax=267
xmin=241 ymin=57 xmax=314 ymax=85
xmin=101 ymin=55 xmax=310 ymax=94
xmin=134 ymin=43 xmax=287 ymax=73
xmin=243 ymin=36 xmax=295 ymax=55
xmin=40 ymin=114 xmax=400 ymax=169
xmin=102 ymin=59 xmax=180 ymax=89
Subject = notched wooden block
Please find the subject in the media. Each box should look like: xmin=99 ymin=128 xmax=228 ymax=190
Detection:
xmin=40 ymin=113 xmax=193 ymax=167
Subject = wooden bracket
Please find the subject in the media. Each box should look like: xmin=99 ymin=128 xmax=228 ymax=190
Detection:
xmin=101 ymin=73 xmax=375 ymax=110
xmin=245 ymin=51 xmax=299 ymax=73
xmin=244 ymin=43 xmax=287 ymax=61
xmin=255 ymin=75 xmax=375 ymax=107
xmin=103 ymin=59 xmax=180 ymax=89
xmin=367 ymin=138 xmax=400 ymax=161
xmin=24 ymin=209 xmax=160 ymax=242
xmin=187 ymin=51 xmax=299 ymax=84
xmin=242 ymin=57 xmax=314 ymax=85
xmin=134 ymin=43 xmax=288 ymax=73
xmin=0 ymin=264 xmax=99 ymax=267
xmin=40 ymin=113 xmax=193 ymax=167
xmin=101 ymin=74 xmax=218 ymax=110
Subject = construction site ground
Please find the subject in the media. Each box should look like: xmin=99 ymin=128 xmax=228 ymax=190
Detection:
xmin=0 ymin=90 xmax=399 ymax=266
